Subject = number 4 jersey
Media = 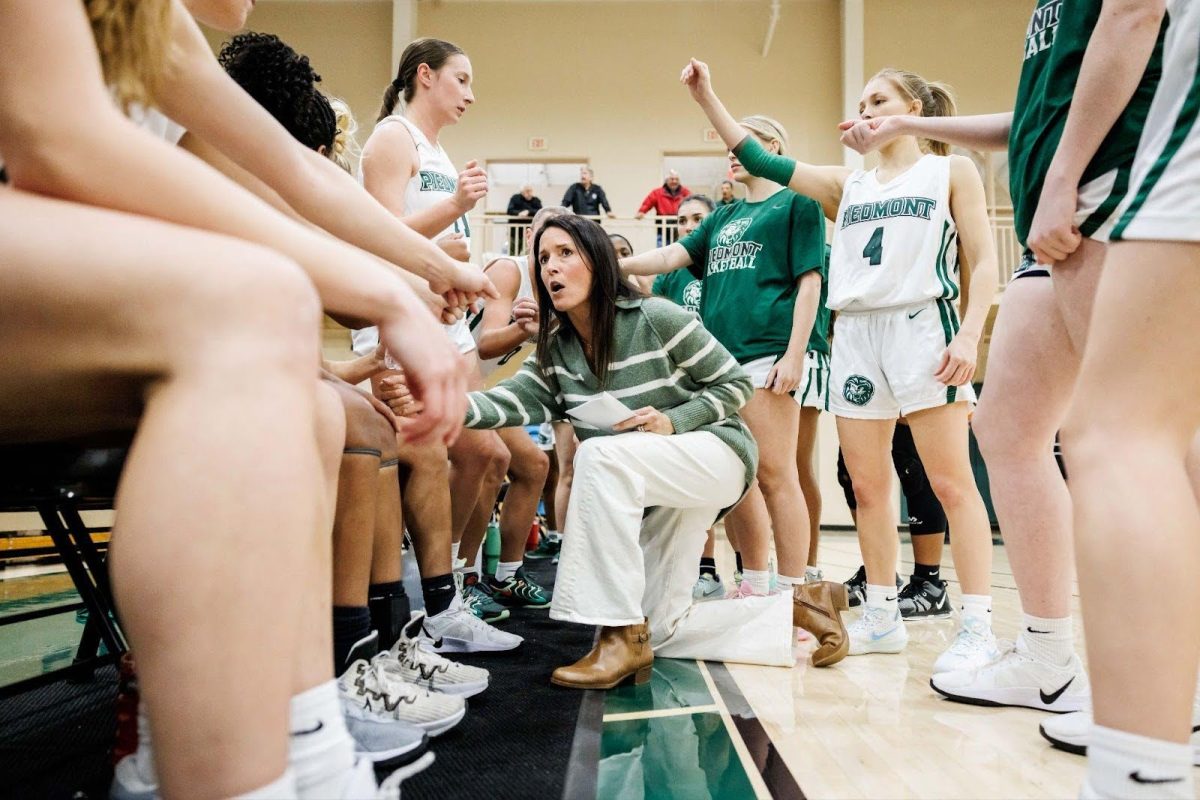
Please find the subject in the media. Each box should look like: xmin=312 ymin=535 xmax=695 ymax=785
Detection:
xmin=828 ymin=154 xmax=959 ymax=313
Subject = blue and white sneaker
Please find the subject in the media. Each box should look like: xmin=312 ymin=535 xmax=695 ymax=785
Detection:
xmin=692 ymin=574 xmax=725 ymax=602
xmin=932 ymin=616 xmax=1001 ymax=674
xmin=847 ymin=605 xmax=908 ymax=655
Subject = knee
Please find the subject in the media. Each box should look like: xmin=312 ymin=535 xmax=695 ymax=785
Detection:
xmin=341 ymin=388 xmax=395 ymax=455
xmin=925 ymin=470 xmax=973 ymax=511
xmin=573 ymin=437 xmax=622 ymax=479
xmin=401 ymin=441 xmax=449 ymax=476
xmin=512 ymin=447 xmax=550 ymax=485
xmin=192 ymin=251 xmax=321 ymax=374
xmin=315 ymin=382 xmax=346 ymax=470
xmin=483 ymin=438 xmax=511 ymax=483
xmin=972 ymin=403 xmax=1045 ymax=462
xmin=847 ymin=471 xmax=891 ymax=510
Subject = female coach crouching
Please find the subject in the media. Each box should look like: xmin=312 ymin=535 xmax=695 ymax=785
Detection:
xmin=463 ymin=215 xmax=849 ymax=688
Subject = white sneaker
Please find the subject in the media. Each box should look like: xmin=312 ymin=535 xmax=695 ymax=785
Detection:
xmin=932 ymin=616 xmax=1002 ymax=674
xmin=343 ymin=752 xmax=436 ymax=800
xmin=692 ymin=574 xmax=725 ymax=602
xmin=380 ymin=612 xmax=490 ymax=697
xmin=422 ymin=597 xmax=523 ymax=653
xmin=930 ymin=636 xmax=1089 ymax=712
xmin=1040 ymin=709 xmax=1200 ymax=765
xmin=338 ymin=657 xmax=466 ymax=737
xmin=847 ymin=605 xmax=908 ymax=655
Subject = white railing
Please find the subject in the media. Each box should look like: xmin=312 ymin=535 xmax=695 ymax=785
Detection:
xmin=468 ymin=211 xmax=1025 ymax=290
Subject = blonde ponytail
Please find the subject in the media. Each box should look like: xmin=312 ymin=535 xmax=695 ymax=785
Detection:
xmin=327 ymin=97 xmax=360 ymax=173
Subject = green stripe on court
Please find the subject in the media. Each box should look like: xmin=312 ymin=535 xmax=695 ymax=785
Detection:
xmin=1113 ymin=48 xmax=1200 ymax=239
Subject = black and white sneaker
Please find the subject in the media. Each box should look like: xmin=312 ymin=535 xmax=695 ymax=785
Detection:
xmin=843 ymin=565 xmax=903 ymax=608
xmin=898 ymin=576 xmax=951 ymax=620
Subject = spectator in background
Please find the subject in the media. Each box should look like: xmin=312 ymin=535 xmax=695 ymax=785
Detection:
xmin=561 ymin=166 xmax=615 ymax=218
xmin=636 ymin=169 xmax=691 ymax=245
xmin=717 ymin=179 xmax=737 ymax=206
xmin=507 ymin=183 xmax=542 ymax=254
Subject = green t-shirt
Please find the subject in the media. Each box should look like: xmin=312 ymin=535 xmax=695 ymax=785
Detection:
xmin=652 ymin=268 xmax=702 ymax=313
xmin=1008 ymin=0 xmax=1163 ymax=245
xmin=679 ymin=189 xmax=829 ymax=362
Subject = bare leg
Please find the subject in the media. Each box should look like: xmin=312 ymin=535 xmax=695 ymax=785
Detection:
xmin=970 ymin=244 xmax=1103 ymax=617
xmin=910 ymin=533 xmax=945 ymax=567
xmin=721 ymin=484 xmax=771 ymax=572
xmin=552 ymin=422 xmax=577 ymax=532
xmin=739 ymin=389 xmax=809 ymax=578
xmin=797 ymin=406 xmax=822 ymax=567
xmin=395 ymin=439 xmax=453 ymax=579
xmin=496 ymin=427 xmax=550 ymax=564
xmin=454 ymin=430 xmax=509 ymax=568
xmin=542 ymin=445 xmax=560 ymax=532
xmin=906 ymin=403 xmax=992 ymax=597
xmin=836 ymin=417 xmax=898 ymax=587
xmin=1064 ymin=242 xmax=1200 ymax=744
xmin=0 ymin=192 xmax=324 ymax=798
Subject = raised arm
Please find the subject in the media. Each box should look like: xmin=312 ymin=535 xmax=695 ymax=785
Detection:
xmin=159 ymin=9 xmax=494 ymax=307
xmin=620 ymin=243 xmax=694 ymax=277
xmin=466 ymin=357 xmax=563 ymax=429
xmin=1026 ymin=0 xmax=1166 ymax=264
xmin=938 ymin=156 xmax=999 ymax=388
xmin=681 ymin=58 xmax=849 ymax=219
xmin=839 ymin=113 xmax=1014 ymax=156
xmin=0 ymin=0 xmax=465 ymax=444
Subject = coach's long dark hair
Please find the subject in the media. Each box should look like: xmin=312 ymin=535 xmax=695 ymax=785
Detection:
xmin=533 ymin=216 xmax=639 ymax=385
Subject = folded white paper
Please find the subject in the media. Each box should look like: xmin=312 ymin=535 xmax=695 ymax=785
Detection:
xmin=566 ymin=392 xmax=636 ymax=432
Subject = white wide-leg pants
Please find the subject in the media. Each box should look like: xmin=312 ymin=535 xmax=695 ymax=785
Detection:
xmin=550 ymin=431 xmax=792 ymax=666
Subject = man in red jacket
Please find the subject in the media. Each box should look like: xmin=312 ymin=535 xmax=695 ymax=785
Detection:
xmin=635 ymin=170 xmax=691 ymax=244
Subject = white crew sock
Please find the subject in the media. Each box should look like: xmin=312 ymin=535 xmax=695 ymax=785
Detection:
xmin=804 ymin=566 xmax=823 ymax=583
xmin=865 ymin=583 xmax=898 ymax=615
xmin=237 ymin=769 xmax=299 ymax=800
xmin=451 ymin=541 xmax=461 ymax=562
xmin=1086 ymin=724 xmax=1192 ymax=799
xmin=742 ymin=569 xmax=770 ymax=595
xmin=495 ymin=560 xmax=522 ymax=582
xmin=289 ymin=681 xmax=356 ymax=799
xmin=960 ymin=594 xmax=993 ymax=627
xmin=776 ymin=573 xmax=804 ymax=590
xmin=545 ymin=529 xmax=562 ymax=542
xmin=1020 ymin=613 xmax=1075 ymax=667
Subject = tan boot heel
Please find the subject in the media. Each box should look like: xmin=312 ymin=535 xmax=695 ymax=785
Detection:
xmin=632 ymin=665 xmax=653 ymax=685
xmin=830 ymin=582 xmax=849 ymax=611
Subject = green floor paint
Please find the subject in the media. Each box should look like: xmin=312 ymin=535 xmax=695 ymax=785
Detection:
xmin=598 ymin=711 xmax=756 ymax=800
xmin=604 ymin=658 xmax=713 ymax=716
xmin=0 ymin=573 xmax=84 ymax=686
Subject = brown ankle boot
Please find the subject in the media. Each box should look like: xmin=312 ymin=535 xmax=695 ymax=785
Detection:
xmin=793 ymin=581 xmax=850 ymax=667
xmin=550 ymin=620 xmax=653 ymax=689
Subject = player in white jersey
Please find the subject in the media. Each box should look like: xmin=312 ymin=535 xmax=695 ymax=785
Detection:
xmin=684 ymin=59 xmax=1000 ymax=674
xmin=360 ymin=38 xmax=544 ymax=640
xmin=1056 ymin=1 xmax=1200 ymax=796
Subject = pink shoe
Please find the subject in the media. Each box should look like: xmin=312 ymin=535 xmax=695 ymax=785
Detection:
xmin=795 ymin=628 xmax=813 ymax=642
xmin=725 ymin=581 xmax=765 ymax=600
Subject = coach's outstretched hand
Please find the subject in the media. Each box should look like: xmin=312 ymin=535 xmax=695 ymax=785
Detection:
xmin=377 ymin=301 xmax=468 ymax=446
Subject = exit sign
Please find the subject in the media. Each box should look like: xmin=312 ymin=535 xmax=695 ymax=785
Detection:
xmin=702 ymin=127 xmax=721 ymax=143
xmin=528 ymin=137 xmax=548 ymax=151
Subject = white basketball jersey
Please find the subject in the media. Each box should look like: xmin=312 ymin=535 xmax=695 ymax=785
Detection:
xmin=828 ymin=154 xmax=959 ymax=312
xmin=352 ymin=115 xmax=477 ymax=355
xmin=472 ymin=255 xmax=535 ymax=377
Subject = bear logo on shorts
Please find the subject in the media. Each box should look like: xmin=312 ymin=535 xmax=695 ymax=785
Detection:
xmin=716 ymin=218 xmax=752 ymax=247
xmin=843 ymin=375 xmax=875 ymax=406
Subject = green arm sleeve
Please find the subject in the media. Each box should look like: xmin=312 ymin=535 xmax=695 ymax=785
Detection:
xmin=733 ymin=134 xmax=797 ymax=187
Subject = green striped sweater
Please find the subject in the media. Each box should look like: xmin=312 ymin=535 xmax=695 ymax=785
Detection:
xmin=466 ymin=297 xmax=759 ymax=490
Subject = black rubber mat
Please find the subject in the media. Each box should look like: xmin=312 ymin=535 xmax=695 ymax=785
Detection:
xmin=0 ymin=664 xmax=118 ymax=800
xmin=0 ymin=560 xmax=595 ymax=800
xmin=401 ymin=559 xmax=596 ymax=800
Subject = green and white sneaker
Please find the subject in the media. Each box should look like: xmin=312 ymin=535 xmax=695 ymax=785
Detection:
xmin=486 ymin=566 xmax=552 ymax=608
xmin=525 ymin=532 xmax=561 ymax=560
xmin=459 ymin=571 xmax=510 ymax=623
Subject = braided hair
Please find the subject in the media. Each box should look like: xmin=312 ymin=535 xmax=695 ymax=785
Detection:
xmin=219 ymin=32 xmax=337 ymax=154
